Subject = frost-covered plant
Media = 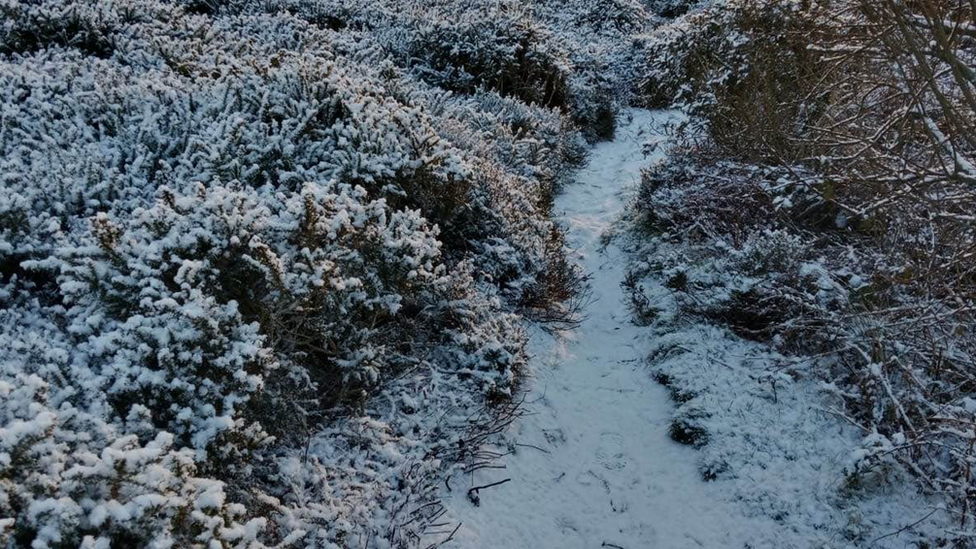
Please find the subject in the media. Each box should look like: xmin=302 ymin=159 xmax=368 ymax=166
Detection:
xmin=0 ymin=374 xmax=273 ymax=549
xmin=0 ymin=0 xmax=633 ymax=544
xmin=632 ymin=0 xmax=976 ymax=537
xmin=403 ymin=2 xmax=571 ymax=111
xmin=643 ymin=0 xmax=699 ymax=18
xmin=564 ymin=0 xmax=648 ymax=33
xmin=639 ymin=0 xmax=823 ymax=164
xmin=0 ymin=0 xmax=119 ymax=57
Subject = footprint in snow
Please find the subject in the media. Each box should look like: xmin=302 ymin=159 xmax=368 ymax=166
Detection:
xmin=554 ymin=515 xmax=579 ymax=534
xmin=595 ymin=432 xmax=628 ymax=470
xmin=542 ymin=427 xmax=566 ymax=446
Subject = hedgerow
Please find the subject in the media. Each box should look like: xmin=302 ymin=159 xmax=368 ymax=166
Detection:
xmin=631 ymin=0 xmax=976 ymax=540
xmin=0 ymin=0 xmax=648 ymax=546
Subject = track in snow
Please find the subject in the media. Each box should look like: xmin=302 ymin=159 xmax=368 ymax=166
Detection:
xmin=443 ymin=109 xmax=775 ymax=548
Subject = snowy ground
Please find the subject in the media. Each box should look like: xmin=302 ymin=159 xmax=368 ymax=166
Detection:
xmin=439 ymin=110 xmax=780 ymax=548
xmin=437 ymin=109 xmax=937 ymax=549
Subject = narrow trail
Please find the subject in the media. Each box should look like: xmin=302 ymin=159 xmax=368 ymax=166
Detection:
xmin=445 ymin=109 xmax=771 ymax=548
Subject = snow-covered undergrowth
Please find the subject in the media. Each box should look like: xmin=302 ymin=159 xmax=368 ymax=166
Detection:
xmin=440 ymin=105 xmax=933 ymax=548
xmin=0 ymin=0 xmax=663 ymax=547
xmin=441 ymin=109 xmax=766 ymax=549
xmin=626 ymin=242 xmax=943 ymax=546
xmin=626 ymin=0 xmax=976 ymax=545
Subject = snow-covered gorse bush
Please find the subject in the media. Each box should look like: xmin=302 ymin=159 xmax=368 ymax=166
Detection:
xmin=0 ymin=0 xmax=650 ymax=546
xmin=632 ymin=0 xmax=976 ymax=541
xmin=642 ymin=0 xmax=700 ymax=18
xmin=402 ymin=5 xmax=572 ymax=110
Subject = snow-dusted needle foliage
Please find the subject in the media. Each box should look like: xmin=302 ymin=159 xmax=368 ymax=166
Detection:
xmin=0 ymin=0 xmax=653 ymax=546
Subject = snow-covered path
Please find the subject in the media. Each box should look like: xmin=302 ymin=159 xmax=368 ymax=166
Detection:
xmin=443 ymin=109 xmax=773 ymax=548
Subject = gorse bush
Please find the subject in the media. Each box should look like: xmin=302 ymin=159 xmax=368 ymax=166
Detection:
xmin=644 ymin=0 xmax=698 ymax=18
xmin=635 ymin=0 xmax=976 ymax=538
xmin=60 ymin=180 xmax=446 ymax=446
xmin=0 ymin=1 xmax=119 ymax=57
xmin=0 ymin=0 xmax=646 ymax=545
xmin=227 ymin=0 xmax=647 ymax=142
xmin=0 ymin=374 xmax=270 ymax=549
xmin=380 ymin=0 xmax=639 ymax=142
xmin=406 ymin=4 xmax=571 ymax=110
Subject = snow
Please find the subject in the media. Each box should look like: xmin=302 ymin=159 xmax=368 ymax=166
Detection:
xmin=439 ymin=108 xmax=939 ymax=548
xmin=441 ymin=109 xmax=782 ymax=548
xmin=1 ymin=0 xmax=946 ymax=544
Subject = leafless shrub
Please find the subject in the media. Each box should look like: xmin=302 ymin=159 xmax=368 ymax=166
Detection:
xmin=519 ymin=225 xmax=592 ymax=329
xmin=622 ymin=270 xmax=660 ymax=326
xmin=639 ymin=0 xmax=976 ymax=534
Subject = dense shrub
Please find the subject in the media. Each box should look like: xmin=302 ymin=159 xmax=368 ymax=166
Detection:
xmin=405 ymin=4 xmax=571 ymax=110
xmin=640 ymin=0 xmax=824 ymax=164
xmin=633 ymin=0 xmax=976 ymax=537
xmin=644 ymin=0 xmax=699 ymax=19
xmin=58 ymin=179 xmax=458 ymax=448
xmin=0 ymin=1 xmax=119 ymax=57
xmin=246 ymin=0 xmax=647 ymax=141
xmin=0 ymin=0 xmax=644 ymax=545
